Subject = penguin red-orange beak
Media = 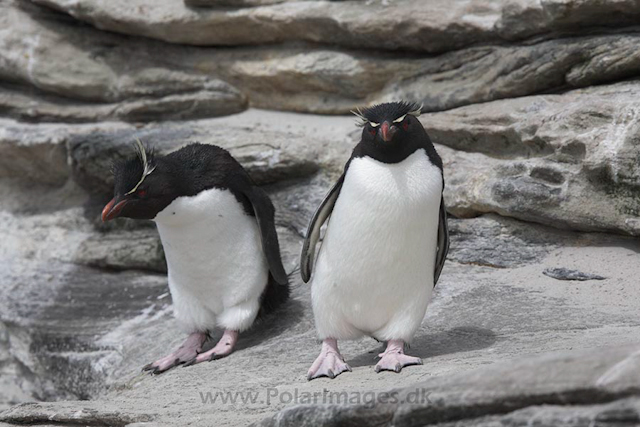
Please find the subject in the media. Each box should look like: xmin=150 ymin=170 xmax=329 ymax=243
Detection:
xmin=380 ymin=121 xmax=396 ymax=142
xmin=101 ymin=197 xmax=128 ymax=222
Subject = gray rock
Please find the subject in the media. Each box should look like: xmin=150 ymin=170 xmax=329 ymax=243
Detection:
xmin=0 ymin=320 xmax=57 ymax=411
xmin=432 ymin=397 xmax=640 ymax=427
xmin=498 ymin=0 xmax=640 ymax=41
xmin=2 ymin=156 xmax=640 ymax=425
xmin=0 ymin=109 xmax=350 ymax=195
xmin=24 ymin=0 xmax=504 ymax=52
xmin=380 ymin=33 xmax=640 ymax=113
xmin=66 ymin=110 xmax=348 ymax=195
xmin=2 ymin=0 xmax=640 ymax=425
xmin=543 ymin=268 xmax=606 ymax=281
xmin=428 ymin=82 xmax=640 ymax=236
xmin=6 ymin=1 xmax=640 ymax=117
xmin=0 ymin=119 xmax=69 ymax=185
xmin=0 ymin=1 xmax=406 ymax=116
xmin=26 ymin=0 xmax=640 ymax=54
xmin=253 ymin=345 xmax=640 ymax=426
xmin=447 ymin=214 xmax=565 ymax=268
xmin=75 ymin=230 xmax=166 ymax=273
xmin=185 ymin=0 xmax=309 ymax=6
xmin=0 ymin=258 xmax=170 ymax=403
xmin=0 ymin=1 xmax=247 ymax=122
xmin=0 ymin=404 xmax=154 ymax=426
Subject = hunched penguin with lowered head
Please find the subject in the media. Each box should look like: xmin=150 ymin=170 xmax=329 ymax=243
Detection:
xmin=301 ymin=102 xmax=449 ymax=380
xmin=102 ymin=141 xmax=289 ymax=374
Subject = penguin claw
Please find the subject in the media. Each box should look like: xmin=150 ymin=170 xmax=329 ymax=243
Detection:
xmin=374 ymin=353 xmax=422 ymax=373
xmin=141 ymin=332 xmax=209 ymax=374
xmin=307 ymin=349 xmax=351 ymax=380
xmin=182 ymin=358 xmax=197 ymax=367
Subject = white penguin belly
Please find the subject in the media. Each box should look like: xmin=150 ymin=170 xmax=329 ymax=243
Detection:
xmin=154 ymin=188 xmax=268 ymax=333
xmin=312 ymin=150 xmax=442 ymax=342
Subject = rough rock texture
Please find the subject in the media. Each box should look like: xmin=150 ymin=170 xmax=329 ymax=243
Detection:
xmin=26 ymin=0 xmax=640 ymax=52
xmin=543 ymin=267 xmax=606 ymax=281
xmin=185 ymin=0 xmax=310 ymax=6
xmin=2 ymin=0 xmax=640 ymax=425
xmin=6 ymin=0 xmax=640 ymax=116
xmin=0 ymin=1 xmax=248 ymax=122
xmin=427 ymin=82 xmax=640 ymax=236
xmin=254 ymin=346 xmax=640 ymax=426
xmin=75 ymin=229 xmax=167 ymax=273
xmin=4 ymin=86 xmax=640 ymax=236
xmin=1 ymin=110 xmax=640 ymax=426
xmin=65 ymin=114 xmax=333 ymax=194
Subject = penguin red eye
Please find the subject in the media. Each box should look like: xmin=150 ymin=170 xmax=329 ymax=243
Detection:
xmin=137 ymin=189 xmax=147 ymax=198
xmin=369 ymin=129 xmax=376 ymax=136
xmin=403 ymin=120 xmax=409 ymax=131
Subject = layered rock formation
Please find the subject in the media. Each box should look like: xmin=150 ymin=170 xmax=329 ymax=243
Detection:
xmin=1 ymin=0 xmax=639 ymax=425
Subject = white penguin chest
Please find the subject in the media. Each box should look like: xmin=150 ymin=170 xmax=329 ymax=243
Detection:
xmin=317 ymin=149 xmax=443 ymax=286
xmin=335 ymin=149 xmax=443 ymax=232
xmin=153 ymin=187 xmax=266 ymax=297
xmin=343 ymin=149 xmax=442 ymax=208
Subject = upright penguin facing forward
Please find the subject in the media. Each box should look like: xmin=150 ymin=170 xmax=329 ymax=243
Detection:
xmin=103 ymin=141 xmax=289 ymax=373
xmin=301 ymin=102 xmax=449 ymax=380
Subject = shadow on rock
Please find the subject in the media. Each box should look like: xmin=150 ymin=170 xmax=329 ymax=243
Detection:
xmin=204 ymin=299 xmax=306 ymax=354
xmin=347 ymin=326 xmax=497 ymax=368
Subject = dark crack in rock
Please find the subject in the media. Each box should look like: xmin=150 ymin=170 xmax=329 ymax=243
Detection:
xmin=543 ymin=268 xmax=606 ymax=281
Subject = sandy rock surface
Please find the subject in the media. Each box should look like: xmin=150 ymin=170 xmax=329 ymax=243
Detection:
xmin=1 ymin=0 xmax=640 ymax=425
xmin=1 ymin=110 xmax=639 ymax=426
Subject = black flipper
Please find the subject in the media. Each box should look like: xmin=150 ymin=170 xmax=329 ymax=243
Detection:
xmin=300 ymin=173 xmax=345 ymax=283
xmin=434 ymin=197 xmax=450 ymax=286
xmin=236 ymin=179 xmax=288 ymax=286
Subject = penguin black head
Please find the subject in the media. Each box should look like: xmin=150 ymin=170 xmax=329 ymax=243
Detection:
xmin=102 ymin=140 xmax=178 ymax=221
xmin=352 ymin=101 xmax=441 ymax=166
xmin=354 ymin=101 xmax=423 ymax=145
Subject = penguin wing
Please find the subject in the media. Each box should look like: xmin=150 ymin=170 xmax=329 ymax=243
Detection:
xmin=434 ymin=196 xmax=450 ymax=286
xmin=300 ymin=173 xmax=346 ymax=283
xmin=237 ymin=180 xmax=288 ymax=286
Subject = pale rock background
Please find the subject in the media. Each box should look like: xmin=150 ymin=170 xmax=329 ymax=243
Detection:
xmin=0 ymin=0 xmax=639 ymax=426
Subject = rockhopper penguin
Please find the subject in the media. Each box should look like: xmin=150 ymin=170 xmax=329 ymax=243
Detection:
xmin=301 ymin=102 xmax=449 ymax=380
xmin=102 ymin=141 xmax=289 ymax=373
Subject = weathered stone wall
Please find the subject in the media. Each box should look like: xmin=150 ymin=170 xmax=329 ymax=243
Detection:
xmin=0 ymin=0 xmax=639 ymax=425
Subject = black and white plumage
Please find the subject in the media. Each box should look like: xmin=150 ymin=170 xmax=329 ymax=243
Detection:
xmin=301 ymin=101 xmax=449 ymax=380
xmin=102 ymin=142 xmax=289 ymax=373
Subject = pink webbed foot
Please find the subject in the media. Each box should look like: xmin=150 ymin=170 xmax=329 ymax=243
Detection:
xmin=183 ymin=329 xmax=238 ymax=366
xmin=142 ymin=332 xmax=207 ymax=374
xmin=307 ymin=338 xmax=351 ymax=381
xmin=375 ymin=339 xmax=423 ymax=373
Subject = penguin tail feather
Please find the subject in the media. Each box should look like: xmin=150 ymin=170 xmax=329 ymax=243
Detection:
xmin=257 ymin=273 xmax=290 ymax=319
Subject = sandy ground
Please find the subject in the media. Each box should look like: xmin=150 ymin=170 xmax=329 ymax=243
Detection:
xmin=3 ymin=228 xmax=637 ymax=426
